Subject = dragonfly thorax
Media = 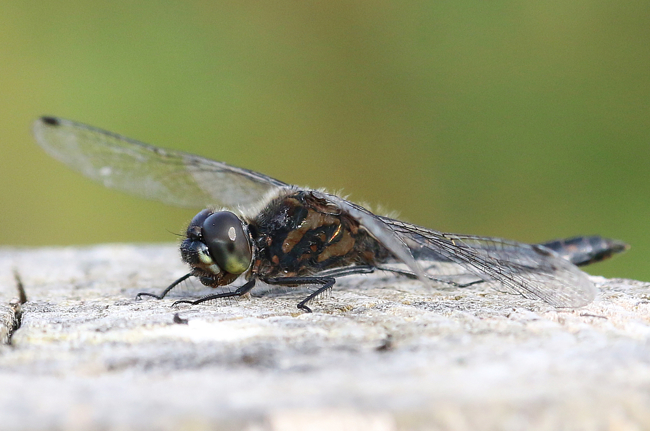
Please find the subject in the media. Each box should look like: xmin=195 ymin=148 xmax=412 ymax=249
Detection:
xmin=180 ymin=209 xmax=253 ymax=287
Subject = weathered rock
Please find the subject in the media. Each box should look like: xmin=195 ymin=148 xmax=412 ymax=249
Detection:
xmin=0 ymin=244 xmax=648 ymax=430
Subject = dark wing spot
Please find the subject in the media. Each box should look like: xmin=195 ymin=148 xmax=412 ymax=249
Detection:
xmin=41 ymin=116 xmax=60 ymax=126
xmin=532 ymin=244 xmax=552 ymax=256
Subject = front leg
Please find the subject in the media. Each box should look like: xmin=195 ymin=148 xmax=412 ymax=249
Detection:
xmin=171 ymin=279 xmax=257 ymax=307
xmin=136 ymin=273 xmax=192 ymax=300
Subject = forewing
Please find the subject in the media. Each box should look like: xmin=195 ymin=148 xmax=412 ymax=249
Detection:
xmin=380 ymin=217 xmax=596 ymax=307
xmin=33 ymin=117 xmax=289 ymax=209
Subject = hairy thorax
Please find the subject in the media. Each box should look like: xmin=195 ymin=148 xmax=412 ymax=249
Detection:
xmin=249 ymin=191 xmax=390 ymax=278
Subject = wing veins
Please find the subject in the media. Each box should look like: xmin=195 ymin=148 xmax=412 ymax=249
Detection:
xmin=379 ymin=217 xmax=595 ymax=307
xmin=33 ymin=116 xmax=288 ymax=209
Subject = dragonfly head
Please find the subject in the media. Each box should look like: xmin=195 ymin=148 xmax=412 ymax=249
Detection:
xmin=180 ymin=209 xmax=253 ymax=287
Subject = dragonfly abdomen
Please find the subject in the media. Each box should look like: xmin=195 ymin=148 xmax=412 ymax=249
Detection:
xmin=540 ymin=235 xmax=629 ymax=266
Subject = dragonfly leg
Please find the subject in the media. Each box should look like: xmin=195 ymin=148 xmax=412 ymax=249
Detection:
xmin=264 ymin=276 xmax=335 ymax=313
xmin=375 ymin=266 xmax=485 ymax=288
xmin=171 ymin=279 xmax=256 ymax=307
xmin=456 ymin=279 xmax=485 ymax=288
xmin=313 ymin=265 xmax=375 ymax=278
xmin=136 ymin=273 xmax=192 ymax=300
xmin=265 ymin=265 xmax=377 ymax=312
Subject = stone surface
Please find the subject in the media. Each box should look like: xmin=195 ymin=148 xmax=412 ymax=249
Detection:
xmin=0 ymin=244 xmax=648 ymax=430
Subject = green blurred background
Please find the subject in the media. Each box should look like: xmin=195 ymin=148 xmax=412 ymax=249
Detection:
xmin=1 ymin=1 xmax=647 ymax=280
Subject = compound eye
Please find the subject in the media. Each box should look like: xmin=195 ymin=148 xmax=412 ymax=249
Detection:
xmin=202 ymin=211 xmax=252 ymax=275
xmin=187 ymin=209 xmax=212 ymax=238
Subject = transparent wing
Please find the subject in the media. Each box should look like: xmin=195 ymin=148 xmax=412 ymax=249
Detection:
xmin=378 ymin=217 xmax=596 ymax=307
xmin=312 ymin=192 xmax=429 ymax=285
xmin=33 ymin=116 xmax=289 ymax=209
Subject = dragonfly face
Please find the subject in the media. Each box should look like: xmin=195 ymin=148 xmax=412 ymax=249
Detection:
xmin=181 ymin=209 xmax=253 ymax=287
xmin=32 ymin=116 xmax=628 ymax=312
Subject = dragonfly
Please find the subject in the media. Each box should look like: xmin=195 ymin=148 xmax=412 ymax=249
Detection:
xmin=33 ymin=116 xmax=628 ymax=312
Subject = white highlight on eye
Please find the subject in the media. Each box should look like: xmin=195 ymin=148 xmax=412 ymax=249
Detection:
xmin=228 ymin=226 xmax=237 ymax=241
